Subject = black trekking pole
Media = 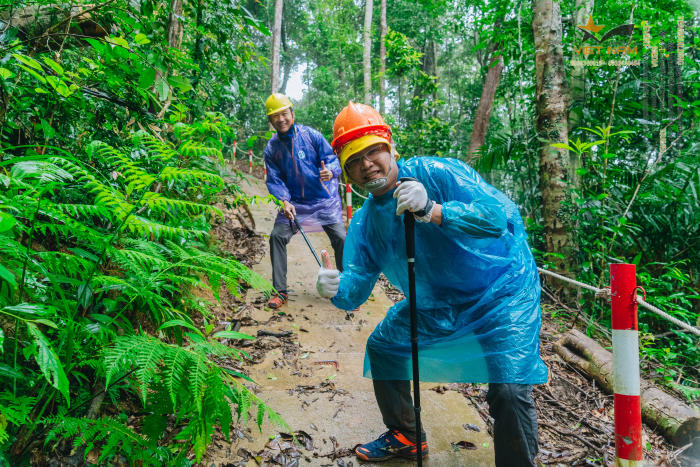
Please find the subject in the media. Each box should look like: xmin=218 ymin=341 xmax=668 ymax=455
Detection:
xmin=292 ymin=216 xmax=322 ymax=267
xmin=292 ymin=216 xmax=354 ymax=320
xmin=400 ymin=177 xmax=423 ymax=465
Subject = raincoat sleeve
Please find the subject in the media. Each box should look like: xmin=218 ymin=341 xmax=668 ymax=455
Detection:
xmin=427 ymin=160 xmax=508 ymax=238
xmin=310 ymin=129 xmax=342 ymax=178
xmin=264 ymin=144 xmax=290 ymax=202
xmin=331 ymin=210 xmax=381 ymax=310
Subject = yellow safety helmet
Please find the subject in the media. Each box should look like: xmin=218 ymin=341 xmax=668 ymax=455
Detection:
xmin=338 ymin=134 xmax=392 ymax=175
xmin=265 ymin=93 xmax=293 ymax=116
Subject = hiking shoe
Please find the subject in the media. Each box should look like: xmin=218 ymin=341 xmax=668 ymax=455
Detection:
xmin=355 ymin=429 xmax=428 ymax=462
xmin=267 ymin=293 xmax=288 ymax=309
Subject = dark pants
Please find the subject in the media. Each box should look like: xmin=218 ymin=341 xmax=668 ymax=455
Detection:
xmin=269 ymin=220 xmax=345 ymax=294
xmin=373 ymin=380 xmax=538 ymax=467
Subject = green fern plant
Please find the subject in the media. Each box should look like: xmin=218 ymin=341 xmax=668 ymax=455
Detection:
xmin=43 ymin=416 xmax=175 ymax=466
xmin=0 ymin=117 xmax=275 ymax=462
xmin=103 ymin=333 xmax=286 ymax=462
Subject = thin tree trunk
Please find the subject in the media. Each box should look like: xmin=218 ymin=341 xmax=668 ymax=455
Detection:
xmin=411 ymin=38 xmax=436 ymax=122
xmin=379 ymin=0 xmax=386 ymax=113
xmin=568 ymin=0 xmax=593 ymax=190
xmin=167 ymin=0 xmax=184 ymax=49
xmin=532 ymin=0 xmax=572 ymax=273
xmin=280 ymin=60 xmax=293 ymax=95
xmin=191 ymin=0 xmax=205 ymax=90
xmin=568 ymin=0 xmax=592 ymax=133
xmin=468 ymin=26 xmax=504 ymax=160
xmin=271 ymin=0 xmax=283 ymax=94
xmin=363 ymin=0 xmax=373 ymax=105
xmin=154 ymin=0 xmax=184 ymax=117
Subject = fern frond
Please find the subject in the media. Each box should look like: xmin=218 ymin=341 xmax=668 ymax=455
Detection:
xmin=109 ymin=248 xmax=169 ymax=273
xmin=55 ymin=203 xmax=113 ymax=222
xmin=160 ymin=166 xmax=224 ymax=189
xmin=137 ymin=132 xmax=179 ymax=163
xmin=0 ymin=392 xmax=35 ymax=443
xmin=178 ymin=140 xmax=220 ymax=159
xmin=123 ymin=215 xmax=207 ymax=240
xmin=103 ymin=335 xmax=147 ymax=388
xmin=43 ymin=416 xmax=170 ymax=466
xmin=134 ymin=338 xmax=166 ymax=404
xmin=162 ymin=344 xmax=190 ymax=409
xmin=139 ymin=191 xmax=223 ymax=219
xmin=188 ymin=354 xmax=209 ymax=414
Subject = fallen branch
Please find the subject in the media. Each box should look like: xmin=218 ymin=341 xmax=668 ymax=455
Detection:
xmin=257 ymin=329 xmax=293 ymax=338
xmin=553 ymin=329 xmax=700 ymax=447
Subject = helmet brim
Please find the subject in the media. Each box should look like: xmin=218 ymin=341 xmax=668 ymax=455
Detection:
xmin=339 ymin=134 xmax=392 ymax=174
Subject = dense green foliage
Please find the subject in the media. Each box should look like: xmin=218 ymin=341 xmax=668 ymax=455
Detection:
xmin=0 ymin=0 xmax=279 ymax=463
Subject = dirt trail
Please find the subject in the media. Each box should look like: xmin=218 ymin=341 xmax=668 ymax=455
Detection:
xmin=209 ymin=173 xmax=495 ymax=466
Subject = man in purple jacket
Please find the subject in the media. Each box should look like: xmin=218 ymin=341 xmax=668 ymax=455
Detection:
xmin=263 ymin=93 xmax=345 ymax=309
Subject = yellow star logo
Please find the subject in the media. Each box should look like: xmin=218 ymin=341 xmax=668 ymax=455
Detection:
xmin=578 ymin=15 xmax=605 ymax=34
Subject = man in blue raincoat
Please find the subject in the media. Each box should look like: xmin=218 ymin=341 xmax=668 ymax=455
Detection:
xmin=263 ymin=93 xmax=345 ymax=309
xmin=316 ymin=102 xmax=547 ymax=466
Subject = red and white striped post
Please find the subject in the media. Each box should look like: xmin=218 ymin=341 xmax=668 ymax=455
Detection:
xmin=232 ymin=140 xmax=237 ymax=161
xmin=248 ymin=149 xmax=253 ymax=173
xmin=263 ymin=164 xmax=267 ymax=181
xmin=611 ymin=263 xmax=642 ymax=466
xmin=345 ymin=183 xmax=353 ymax=223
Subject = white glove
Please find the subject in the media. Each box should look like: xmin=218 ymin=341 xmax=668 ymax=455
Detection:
xmin=316 ymin=267 xmax=340 ymax=298
xmin=394 ymin=180 xmax=428 ymax=215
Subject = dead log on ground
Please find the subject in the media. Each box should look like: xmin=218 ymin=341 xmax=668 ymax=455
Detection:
xmin=553 ymin=329 xmax=699 ymax=449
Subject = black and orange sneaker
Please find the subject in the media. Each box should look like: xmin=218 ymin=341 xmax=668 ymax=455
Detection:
xmin=355 ymin=429 xmax=428 ymax=462
xmin=267 ymin=292 xmax=288 ymax=309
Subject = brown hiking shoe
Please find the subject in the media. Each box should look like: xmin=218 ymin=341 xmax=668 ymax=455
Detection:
xmin=267 ymin=293 xmax=288 ymax=309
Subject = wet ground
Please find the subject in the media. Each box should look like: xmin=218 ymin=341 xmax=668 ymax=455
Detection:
xmin=205 ymin=172 xmax=495 ymax=466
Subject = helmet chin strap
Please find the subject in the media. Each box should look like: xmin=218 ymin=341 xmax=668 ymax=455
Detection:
xmin=362 ymin=163 xmax=396 ymax=193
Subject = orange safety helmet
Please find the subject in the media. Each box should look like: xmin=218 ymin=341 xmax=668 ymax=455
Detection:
xmin=331 ymin=102 xmax=392 ymax=173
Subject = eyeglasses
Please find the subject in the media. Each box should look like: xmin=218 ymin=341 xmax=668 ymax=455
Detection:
xmin=269 ymin=109 xmax=292 ymax=122
xmin=345 ymin=148 xmax=386 ymax=172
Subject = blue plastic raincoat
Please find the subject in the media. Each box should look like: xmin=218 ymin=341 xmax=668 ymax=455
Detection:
xmin=331 ymin=157 xmax=547 ymax=384
xmin=264 ymin=124 xmax=343 ymax=232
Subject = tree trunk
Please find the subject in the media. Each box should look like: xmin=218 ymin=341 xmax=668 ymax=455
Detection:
xmin=280 ymin=60 xmax=293 ymax=96
xmin=154 ymin=0 xmax=184 ymax=117
xmin=363 ymin=0 xmax=373 ymax=105
xmin=568 ymin=0 xmax=592 ymax=133
xmin=2 ymin=4 xmax=108 ymax=42
xmin=532 ymin=0 xmax=572 ymax=273
xmin=167 ymin=0 xmax=184 ymax=50
xmin=568 ymin=0 xmax=593 ymax=189
xmin=379 ymin=0 xmax=387 ymax=113
xmin=554 ymin=330 xmax=700 ymax=449
xmin=191 ymin=0 xmax=205 ymax=90
xmin=427 ymin=39 xmax=439 ymax=117
xmin=468 ymin=26 xmax=504 ymax=161
xmin=271 ymin=0 xmax=283 ymax=94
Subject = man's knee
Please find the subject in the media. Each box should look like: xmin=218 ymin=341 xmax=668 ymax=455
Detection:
xmin=269 ymin=227 xmax=291 ymax=246
xmin=487 ymin=384 xmax=531 ymax=409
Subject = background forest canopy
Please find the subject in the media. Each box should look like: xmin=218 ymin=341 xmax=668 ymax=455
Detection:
xmin=0 ymin=0 xmax=698 ymax=463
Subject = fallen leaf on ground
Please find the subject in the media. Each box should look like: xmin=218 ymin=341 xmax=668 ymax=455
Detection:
xmin=462 ymin=423 xmax=480 ymax=432
xmin=451 ymin=440 xmax=477 ymax=451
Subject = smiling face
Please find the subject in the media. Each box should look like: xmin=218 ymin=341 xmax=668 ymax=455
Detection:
xmin=268 ymin=108 xmax=294 ymax=134
xmin=345 ymin=142 xmax=397 ymax=195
